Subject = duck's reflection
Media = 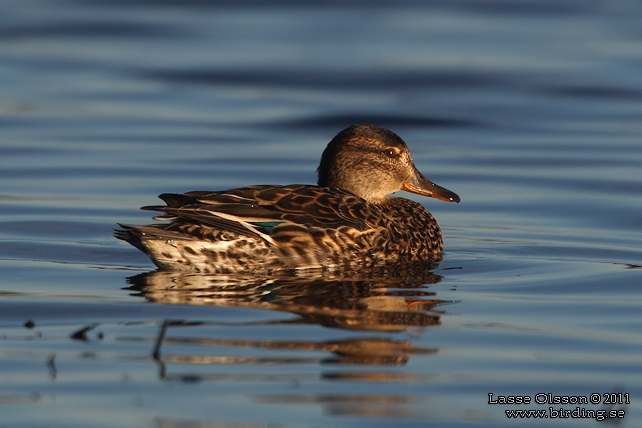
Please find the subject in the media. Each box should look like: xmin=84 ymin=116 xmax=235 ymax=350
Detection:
xmin=125 ymin=266 xmax=454 ymax=380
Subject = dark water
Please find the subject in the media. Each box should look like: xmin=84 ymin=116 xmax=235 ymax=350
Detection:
xmin=1 ymin=1 xmax=641 ymax=427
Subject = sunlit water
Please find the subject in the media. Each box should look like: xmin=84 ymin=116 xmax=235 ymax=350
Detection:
xmin=1 ymin=1 xmax=641 ymax=427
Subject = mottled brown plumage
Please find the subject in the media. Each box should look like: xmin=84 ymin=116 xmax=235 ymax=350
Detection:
xmin=115 ymin=125 xmax=459 ymax=274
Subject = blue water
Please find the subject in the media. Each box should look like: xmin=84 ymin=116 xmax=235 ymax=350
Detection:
xmin=1 ymin=1 xmax=641 ymax=427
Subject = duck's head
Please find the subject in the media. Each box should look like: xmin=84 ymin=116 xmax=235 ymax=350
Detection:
xmin=317 ymin=125 xmax=460 ymax=204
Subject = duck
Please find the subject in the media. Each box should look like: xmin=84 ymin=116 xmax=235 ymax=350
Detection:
xmin=115 ymin=125 xmax=460 ymax=274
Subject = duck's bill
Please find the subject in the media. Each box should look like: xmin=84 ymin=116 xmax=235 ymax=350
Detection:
xmin=402 ymin=173 xmax=460 ymax=203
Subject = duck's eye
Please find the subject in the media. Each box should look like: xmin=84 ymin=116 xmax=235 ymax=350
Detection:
xmin=384 ymin=148 xmax=399 ymax=158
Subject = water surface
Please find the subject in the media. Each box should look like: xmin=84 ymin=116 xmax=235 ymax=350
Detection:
xmin=1 ymin=1 xmax=641 ymax=427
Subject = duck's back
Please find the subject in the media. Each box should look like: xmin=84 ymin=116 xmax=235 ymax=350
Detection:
xmin=115 ymin=184 xmax=443 ymax=273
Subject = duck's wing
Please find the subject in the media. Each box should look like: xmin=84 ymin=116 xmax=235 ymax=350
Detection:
xmin=142 ymin=185 xmax=378 ymax=243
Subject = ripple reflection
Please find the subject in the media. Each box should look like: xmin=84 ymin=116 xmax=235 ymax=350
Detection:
xmin=124 ymin=267 xmax=452 ymax=380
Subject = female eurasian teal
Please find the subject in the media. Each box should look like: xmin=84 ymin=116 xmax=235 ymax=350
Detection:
xmin=116 ymin=125 xmax=459 ymax=274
